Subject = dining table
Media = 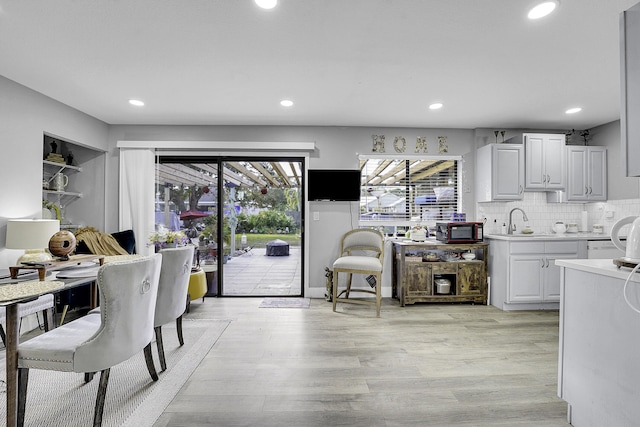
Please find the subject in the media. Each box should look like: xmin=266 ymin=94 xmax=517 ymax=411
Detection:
xmin=1 ymin=255 xmax=104 ymax=427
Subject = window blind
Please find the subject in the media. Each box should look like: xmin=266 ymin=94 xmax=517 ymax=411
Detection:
xmin=359 ymin=158 xmax=459 ymax=225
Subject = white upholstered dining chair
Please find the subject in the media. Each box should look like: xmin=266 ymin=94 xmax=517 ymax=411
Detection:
xmin=16 ymin=254 xmax=162 ymax=427
xmin=0 ymin=295 xmax=55 ymax=346
xmin=332 ymin=228 xmax=384 ymax=317
xmin=154 ymin=245 xmax=194 ymax=371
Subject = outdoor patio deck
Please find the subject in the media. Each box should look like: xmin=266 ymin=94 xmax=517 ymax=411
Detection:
xmin=221 ymin=246 xmax=301 ymax=296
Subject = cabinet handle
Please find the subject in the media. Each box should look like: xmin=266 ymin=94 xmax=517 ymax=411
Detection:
xmin=547 ymin=174 xmax=551 ymax=183
xmin=542 ymin=175 xmax=546 ymax=183
xmin=540 ymin=259 xmax=544 ymax=268
xmin=585 ymin=186 xmax=589 ymax=195
xmin=519 ymin=185 xmax=523 ymax=194
xmin=589 ymin=187 xmax=593 ymax=195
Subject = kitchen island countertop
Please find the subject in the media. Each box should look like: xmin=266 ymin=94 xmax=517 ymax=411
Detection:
xmin=555 ymin=258 xmax=640 ymax=282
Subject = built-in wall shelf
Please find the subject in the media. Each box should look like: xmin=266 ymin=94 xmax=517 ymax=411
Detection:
xmin=43 ymin=160 xmax=83 ymax=172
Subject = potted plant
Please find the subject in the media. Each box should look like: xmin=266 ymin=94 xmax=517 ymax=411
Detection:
xmin=148 ymin=228 xmax=189 ymax=252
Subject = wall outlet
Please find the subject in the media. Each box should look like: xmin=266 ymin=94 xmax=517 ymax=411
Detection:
xmin=313 ymin=211 xmax=320 ymax=221
xmin=605 ymin=210 xmax=614 ymax=219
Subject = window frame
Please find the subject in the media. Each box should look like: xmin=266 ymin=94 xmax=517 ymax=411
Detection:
xmin=358 ymin=153 xmax=463 ymax=229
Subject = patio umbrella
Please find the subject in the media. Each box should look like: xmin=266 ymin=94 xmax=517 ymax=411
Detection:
xmin=179 ymin=210 xmax=210 ymax=220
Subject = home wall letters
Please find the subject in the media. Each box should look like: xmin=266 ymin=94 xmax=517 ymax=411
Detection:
xmin=371 ymin=135 xmax=446 ymax=154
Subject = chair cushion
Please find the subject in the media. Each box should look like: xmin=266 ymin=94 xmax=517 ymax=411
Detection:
xmin=17 ymin=313 xmax=102 ymax=372
xmin=333 ymin=255 xmax=382 ymax=272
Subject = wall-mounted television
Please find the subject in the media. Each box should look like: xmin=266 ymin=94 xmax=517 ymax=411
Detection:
xmin=308 ymin=169 xmax=361 ymax=201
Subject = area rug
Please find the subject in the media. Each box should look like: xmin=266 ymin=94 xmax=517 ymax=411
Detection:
xmin=0 ymin=318 xmax=230 ymax=427
xmin=259 ymin=297 xmax=310 ymax=308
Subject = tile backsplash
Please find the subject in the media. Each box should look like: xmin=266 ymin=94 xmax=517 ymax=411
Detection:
xmin=476 ymin=193 xmax=640 ymax=235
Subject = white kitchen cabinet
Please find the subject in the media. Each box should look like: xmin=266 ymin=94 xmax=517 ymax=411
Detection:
xmin=475 ymin=143 xmax=524 ymax=202
xmin=524 ymin=133 xmax=566 ymax=190
xmin=566 ymin=145 xmax=607 ymax=201
xmin=488 ymin=237 xmax=586 ymax=310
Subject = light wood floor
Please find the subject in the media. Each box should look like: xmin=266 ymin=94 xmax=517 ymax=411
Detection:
xmin=155 ymin=298 xmax=569 ymax=427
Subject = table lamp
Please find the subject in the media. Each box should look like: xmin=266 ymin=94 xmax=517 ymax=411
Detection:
xmin=5 ymin=219 xmax=60 ymax=264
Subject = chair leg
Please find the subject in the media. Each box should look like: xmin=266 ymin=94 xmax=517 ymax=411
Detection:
xmin=85 ymin=372 xmax=96 ymax=383
xmin=144 ymin=342 xmax=159 ymax=381
xmin=332 ymin=271 xmax=338 ymax=312
xmin=59 ymin=304 xmax=69 ymax=326
xmin=42 ymin=308 xmax=54 ymax=332
xmin=375 ymin=272 xmax=382 ymax=318
xmin=186 ymin=294 xmax=191 ymax=313
xmin=17 ymin=368 xmax=29 ymax=427
xmin=93 ymin=368 xmax=110 ymax=427
xmin=176 ymin=315 xmax=184 ymax=346
xmin=345 ymin=273 xmax=353 ymax=298
xmin=154 ymin=326 xmax=166 ymax=372
xmin=0 ymin=324 xmax=6 ymax=347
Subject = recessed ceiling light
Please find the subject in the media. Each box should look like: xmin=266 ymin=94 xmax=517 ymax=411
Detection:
xmin=255 ymin=0 xmax=277 ymax=9
xmin=129 ymin=99 xmax=145 ymax=107
xmin=528 ymin=1 xmax=558 ymax=20
xmin=429 ymin=103 xmax=443 ymax=110
xmin=280 ymin=99 xmax=294 ymax=107
xmin=566 ymin=107 xmax=582 ymax=114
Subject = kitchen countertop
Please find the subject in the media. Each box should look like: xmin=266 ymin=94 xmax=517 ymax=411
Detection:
xmin=555 ymin=258 xmax=640 ymax=282
xmin=485 ymin=232 xmax=613 ymax=241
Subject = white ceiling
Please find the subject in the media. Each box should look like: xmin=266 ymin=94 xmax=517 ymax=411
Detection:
xmin=0 ymin=0 xmax=637 ymax=130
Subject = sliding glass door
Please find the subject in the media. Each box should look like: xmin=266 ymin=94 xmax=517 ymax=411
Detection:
xmin=155 ymin=156 xmax=303 ymax=297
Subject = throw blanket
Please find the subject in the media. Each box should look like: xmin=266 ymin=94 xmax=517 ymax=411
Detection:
xmin=75 ymin=227 xmax=129 ymax=256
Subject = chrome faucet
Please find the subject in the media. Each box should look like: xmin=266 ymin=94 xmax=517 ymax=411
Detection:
xmin=508 ymin=208 xmax=529 ymax=234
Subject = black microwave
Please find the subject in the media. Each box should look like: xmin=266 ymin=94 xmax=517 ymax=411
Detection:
xmin=435 ymin=222 xmax=483 ymax=243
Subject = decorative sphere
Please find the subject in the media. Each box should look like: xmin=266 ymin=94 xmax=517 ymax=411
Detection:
xmin=49 ymin=230 xmax=77 ymax=259
xmin=202 ymin=186 xmax=210 ymax=193
xmin=261 ymin=187 xmax=268 ymax=195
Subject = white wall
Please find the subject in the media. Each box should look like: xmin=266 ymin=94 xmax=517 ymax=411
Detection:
xmin=590 ymin=120 xmax=640 ymax=200
xmin=0 ymin=76 xmax=109 ymax=268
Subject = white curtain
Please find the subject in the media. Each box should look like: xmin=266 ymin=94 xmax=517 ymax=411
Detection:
xmin=119 ymin=148 xmax=155 ymax=255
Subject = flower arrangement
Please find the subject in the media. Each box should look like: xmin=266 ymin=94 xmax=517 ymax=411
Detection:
xmin=148 ymin=228 xmax=190 ymax=250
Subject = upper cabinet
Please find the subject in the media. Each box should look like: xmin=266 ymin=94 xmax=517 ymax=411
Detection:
xmin=524 ymin=133 xmax=566 ymax=190
xmin=621 ymin=3 xmax=640 ymax=177
xmin=476 ymin=143 xmax=524 ymax=202
xmin=566 ymin=146 xmax=607 ymax=202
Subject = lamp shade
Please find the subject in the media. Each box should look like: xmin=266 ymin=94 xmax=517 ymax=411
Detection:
xmin=6 ymin=219 xmax=60 ymax=250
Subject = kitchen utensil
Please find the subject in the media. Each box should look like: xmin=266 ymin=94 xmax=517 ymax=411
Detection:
xmin=435 ymin=278 xmax=451 ymax=294
xmin=611 ymin=216 xmax=640 ymax=263
xmin=410 ymin=226 xmax=427 ymax=242
xmin=553 ymin=222 xmax=566 ymax=234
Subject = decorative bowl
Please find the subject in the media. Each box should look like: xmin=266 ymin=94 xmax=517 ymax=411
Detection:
xmin=462 ymin=252 xmax=476 ymax=260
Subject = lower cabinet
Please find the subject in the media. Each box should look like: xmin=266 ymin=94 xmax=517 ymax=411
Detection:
xmin=393 ymin=241 xmax=488 ymax=306
xmin=489 ymin=238 xmax=586 ymax=310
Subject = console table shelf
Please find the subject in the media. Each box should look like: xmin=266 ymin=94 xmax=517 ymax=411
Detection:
xmin=392 ymin=240 xmax=488 ymax=306
xmin=9 ymin=254 xmax=104 ymax=281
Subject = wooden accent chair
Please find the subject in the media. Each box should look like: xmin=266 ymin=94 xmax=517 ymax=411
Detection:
xmin=332 ymin=229 xmax=384 ymax=317
xmin=16 ymin=254 xmax=162 ymax=427
xmin=154 ymin=245 xmax=194 ymax=371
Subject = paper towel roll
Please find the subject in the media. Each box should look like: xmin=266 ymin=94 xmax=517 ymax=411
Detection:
xmin=581 ymin=211 xmax=588 ymax=232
